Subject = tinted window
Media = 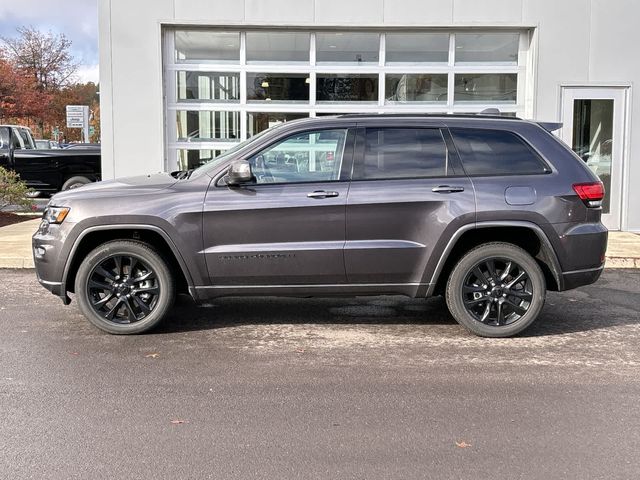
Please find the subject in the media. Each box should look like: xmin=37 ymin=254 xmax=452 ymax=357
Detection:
xmin=356 ymin=128 xmax=447 ymax=180
xmin=450 ymin=128 xmax=548 ymax=176
xmin=0 ymin=128 xmax=9 ymax=149
xmin=248 ymin=129 xmax=348 ymax=184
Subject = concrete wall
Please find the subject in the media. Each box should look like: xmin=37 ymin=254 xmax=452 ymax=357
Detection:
xmin=99 ymin=0 xmax=640 ymax=230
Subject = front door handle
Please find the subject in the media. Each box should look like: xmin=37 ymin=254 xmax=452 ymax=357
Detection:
xmin=432 ymin=185 xmax=465 ymax=193
xmin=307 ymin=190 xmax=339 ymax=199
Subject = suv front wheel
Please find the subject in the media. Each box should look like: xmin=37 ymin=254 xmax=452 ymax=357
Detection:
xmin=445 ymin=242 xmax=546 ymax=338
xmin=75 ymin=240 xmax=175 ymax=334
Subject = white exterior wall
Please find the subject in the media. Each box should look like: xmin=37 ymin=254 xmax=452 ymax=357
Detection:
xmin=99 ymin=0 xmax=640 ymax=231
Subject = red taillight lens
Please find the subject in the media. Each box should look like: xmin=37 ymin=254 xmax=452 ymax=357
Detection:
xmin=573 ymin=182 xmax=605 ymax=207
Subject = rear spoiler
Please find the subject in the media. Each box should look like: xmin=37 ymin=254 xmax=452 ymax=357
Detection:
xmin=536 ymin=122 xmax=563 ymax=132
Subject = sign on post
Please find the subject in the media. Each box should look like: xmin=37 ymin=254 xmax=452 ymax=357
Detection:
xmin=66 ymin=105 xmax=90 ymax=142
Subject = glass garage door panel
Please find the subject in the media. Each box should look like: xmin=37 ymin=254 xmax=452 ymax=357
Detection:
xmin=571 ymin=99 xmax=614 ymax=213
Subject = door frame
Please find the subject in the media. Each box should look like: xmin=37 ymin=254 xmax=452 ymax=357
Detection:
xmin=559 ymin=83 xmax=632 ymax=231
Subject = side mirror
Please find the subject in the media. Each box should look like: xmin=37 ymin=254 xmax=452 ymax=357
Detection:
xmin=226 ymin=160 xmax=255 ymax=186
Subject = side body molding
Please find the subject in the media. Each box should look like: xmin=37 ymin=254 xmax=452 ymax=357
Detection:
xmin=62 ymin=224 xmax=196 ymax=296
xmin=425 ymin=220 xmax=564 ymax=296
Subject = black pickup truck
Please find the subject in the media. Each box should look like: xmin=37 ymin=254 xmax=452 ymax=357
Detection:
xmin=0 ymin=125 xmax=101 ymax=196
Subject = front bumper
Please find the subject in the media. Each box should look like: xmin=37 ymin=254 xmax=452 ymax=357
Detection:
xmin=32 ymin=220 xmax=73 ymax=304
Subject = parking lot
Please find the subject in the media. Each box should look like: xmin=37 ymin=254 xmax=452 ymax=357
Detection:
xmin=1 ymin=268 xmax=639 ymax=479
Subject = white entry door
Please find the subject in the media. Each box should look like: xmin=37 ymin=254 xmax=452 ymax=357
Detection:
xmin=561 ymin=87 xmax=628 ymax=230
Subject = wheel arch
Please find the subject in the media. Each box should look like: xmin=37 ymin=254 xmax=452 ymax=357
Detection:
xmin=63 ymin=225 xmax=194 ymax=298
xmin=427 ymin=221 xmax=564 ymax=296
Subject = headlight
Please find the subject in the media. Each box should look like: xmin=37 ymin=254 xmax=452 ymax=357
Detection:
xmin=43 ymin=206 xmax=70 ymax=224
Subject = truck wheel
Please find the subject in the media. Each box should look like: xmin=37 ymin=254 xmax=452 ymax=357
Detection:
xmin=62 ymin=176 xmax=91 ymax=190
xmin=445 ymin=242 xmax=546 ymax=338
xmin=75 ymin=240 xmax=175 ymax=334
xmin=25 ymin=191 xmax=40 ymax=198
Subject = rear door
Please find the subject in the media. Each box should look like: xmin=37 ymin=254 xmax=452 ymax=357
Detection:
xmin=202 ymin=126 xmax=355 ymax=287
xmin=11 ymin=128 xmax=58 ymax=190
xmin=345 ymin=123 xmax=475 ymax=293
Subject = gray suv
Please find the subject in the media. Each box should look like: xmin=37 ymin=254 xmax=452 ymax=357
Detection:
xmin=33 ymin=115 xmax=607 ymax=337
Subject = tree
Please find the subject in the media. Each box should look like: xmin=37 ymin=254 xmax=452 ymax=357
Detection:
xmin=1 ymin=26 xmax=79 ymax=92
xmin=0 ymin=54 xmax=50 ymax=121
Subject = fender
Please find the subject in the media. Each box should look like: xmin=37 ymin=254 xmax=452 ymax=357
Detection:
xmin=425 ymin=220 xmax=564 ymax=296
xmin=61 ymin=223 xmax=196 ymax=298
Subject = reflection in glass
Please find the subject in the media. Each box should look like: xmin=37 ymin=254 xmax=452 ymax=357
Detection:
xmin=572 ymin=99 xmax=614 ymax=213
xmin=175 ymin=30 xmax=240 ymax=63
xmin=248 ymin=129 xmax=348 ymax=184
xmin=246 ymin=31 xmax=309 ymax=63
xmin=385 ymin=33 xmax=449 ymax=63
xmin=455 ymin=33 xmax=519 ymax=64
xmin=316 ymin=32 xmax=379 ymax=64
xmin=385 ymin=74 xmax=448 ymax=103
xmin=317 ymin=74 xmax=378 ymax=102
xmin=247 ymin=73 xmax=309 ymax=102
xmin=177 ymin=149 xmax=226 ymax=170
xmin=247 ymin=112 xmax=308 ymax=137
xmin=177 ymin=72 xmax=240 ymax=102
xmin=454 ymin=74 xmax=517 ymax=103
xmin=176 ymin=111 xmax=240 ymax=141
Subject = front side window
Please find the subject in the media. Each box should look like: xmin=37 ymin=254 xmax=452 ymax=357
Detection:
xmin=450 ymin=128 xmax=548 ymax=176
xmin=355 ymin=128 xmax=448 ymax=180
xmin=248 ymin=129 xmax=348 ymax=184
xmin=0 ymin=128 xmax=9 ymax=149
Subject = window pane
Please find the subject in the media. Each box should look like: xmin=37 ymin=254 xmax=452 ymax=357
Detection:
xmin=177 ymin=149 xmax=227 ymax=170
xmin=355 ymin=128 xmax=447 ymax=180
xmin=176 ymin=72 xmax=240 ymax=102
xmin=246 ymin=31 xmax=309 ymax=63
xmin=247 ymin=112 xmax=308 ymax=137
xmin=455 ymin=33 xmax=519 ymax=64
xmin=450 ymin=128 xmax=547 ymax=176
xmin=385 ymin=74 xmax=448 ymax=103
xmin=249 ymin=129 xmax=348 ymax=184
xmin=176 ymin=111 xmax=240 ymax=141
xmin=386 ymin=33 xmax=449 ymax=63
xmin=174 ymin=30 xmax=240 ymax=63
xmin=572 ymin=99 xmax=614 ymax=213
xmin=247 ymin=73 xmax=309 ymax=102
xmin=454 ymin=74 xmax=517 ymax=103
xmin=316 ymin=32 xmax=379 ymax=64
xmin=317 ymin=74 xmax=378 ymax=102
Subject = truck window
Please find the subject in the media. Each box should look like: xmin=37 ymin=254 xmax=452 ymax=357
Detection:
xmin=18 ymin=128 xmax=35 ymax=149
xmin=0 ymin=128 xmax=9 ymax=149
xmin=11 ymin=129 xmax=23 ymax=149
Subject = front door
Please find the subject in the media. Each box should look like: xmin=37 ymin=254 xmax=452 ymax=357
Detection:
xmin=202 ymin=127 xmax=354 ymax=287
xmin=561 ymin=87 xmax=628 ymax=230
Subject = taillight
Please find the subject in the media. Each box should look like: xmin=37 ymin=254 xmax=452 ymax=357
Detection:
xmin=573 ymin=182 xmax=605 ymax=208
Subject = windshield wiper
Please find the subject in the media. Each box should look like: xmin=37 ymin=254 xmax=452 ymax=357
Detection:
xmin=169 ymin=169 xmax=194 ymax=179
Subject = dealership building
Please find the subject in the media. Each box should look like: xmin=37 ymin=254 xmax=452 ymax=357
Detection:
xmin=99 ymin=0 xmax=639 ymax=231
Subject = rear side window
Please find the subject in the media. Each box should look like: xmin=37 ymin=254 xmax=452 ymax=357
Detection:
xmin=450 ymin=128 xmax=549 ymax=176
xmin=355 ymin=128 xmax=448 ymax=180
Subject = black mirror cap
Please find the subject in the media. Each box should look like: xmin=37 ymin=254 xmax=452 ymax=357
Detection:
xmin=226 ymin=160 xmax=255 ymax=186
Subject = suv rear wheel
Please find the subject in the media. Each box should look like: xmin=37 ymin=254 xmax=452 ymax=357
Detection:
xmin=75 ymin=240 xmax=175 ymax=334
xmin=445 ymin=242 xmax=546 ymax=337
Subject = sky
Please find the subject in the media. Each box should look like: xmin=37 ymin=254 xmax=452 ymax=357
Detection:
xmin=0 ymin=0 xmax=99 ymax=84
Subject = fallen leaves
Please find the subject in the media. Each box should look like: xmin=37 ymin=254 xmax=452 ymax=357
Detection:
xmin=455 ymin=441 xmax=472 ymax=448
xmin=170 ymin=419 xmax=188 ymax=425
xmin=145 ymin=353 xmax=160 ymax=358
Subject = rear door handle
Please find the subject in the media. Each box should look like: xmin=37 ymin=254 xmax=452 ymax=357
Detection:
xmin=432 ymin=185 xmax=465 ymax=193
xmin=307 ymin=190 xmax=339 ymax=199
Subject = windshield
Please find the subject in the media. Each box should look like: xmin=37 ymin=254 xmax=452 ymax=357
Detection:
xmin=189 ymin=124 xmax=284 ymax=178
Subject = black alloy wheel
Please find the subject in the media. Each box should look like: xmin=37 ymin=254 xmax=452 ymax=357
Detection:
xmin=75 ymin=240 xmax=175 ymax=334
xmin=87 ymin=255 xmax=160 ymax=324
xmin=461 ymin=258 xmax=533 ymax=326
xmin=445 ymin=242 xmax=546 ymax=338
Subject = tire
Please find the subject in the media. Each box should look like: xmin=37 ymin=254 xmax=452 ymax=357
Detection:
xmin=62 ymin=176 xmax=91 ymax=191
xmin=25 ymin=191 xmax=41 ymax=198
xmin=445 ymin=242 xmax=546 ymax=338
xmin=75 ymin=240 xmax=175 ymax=334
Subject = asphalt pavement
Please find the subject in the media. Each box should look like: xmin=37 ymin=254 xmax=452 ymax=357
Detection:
xmin=1 ymin=269 xmax=639 ymax=479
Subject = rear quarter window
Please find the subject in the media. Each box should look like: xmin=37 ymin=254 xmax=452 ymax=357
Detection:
xmin=450 ymin=128 xmax=549 ymax=176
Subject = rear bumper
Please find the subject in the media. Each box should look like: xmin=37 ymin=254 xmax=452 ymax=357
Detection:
xmin=560 ymin=265 xmax=605 ymax=291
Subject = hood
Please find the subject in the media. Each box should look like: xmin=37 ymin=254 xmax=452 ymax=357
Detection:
xmin=51 ymin=173 xmax=179 ymax=203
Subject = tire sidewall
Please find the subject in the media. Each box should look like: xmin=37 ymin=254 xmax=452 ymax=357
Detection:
xmin=62 ymin=176 xmax=91 ymax=191
xmin=446 ymin=243 xmax=546 ymax=338
xmin=75 ymin=241 xmax=175 ymax=334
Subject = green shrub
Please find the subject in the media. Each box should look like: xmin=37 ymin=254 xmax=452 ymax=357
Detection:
xmin=0 ymin=166 xmax=35 ymax=212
